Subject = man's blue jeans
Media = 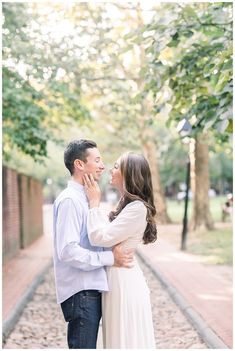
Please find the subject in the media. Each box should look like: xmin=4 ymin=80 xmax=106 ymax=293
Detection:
xmin=61 ymin=290 xmax=101 ymax=349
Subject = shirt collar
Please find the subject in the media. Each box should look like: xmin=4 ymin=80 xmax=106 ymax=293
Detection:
xmin=67 ymin=180 xmax=85 ymax=193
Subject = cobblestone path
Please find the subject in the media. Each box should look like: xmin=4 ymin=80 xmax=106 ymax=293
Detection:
xmin=3 ymin=258 xmax=207 ymax=349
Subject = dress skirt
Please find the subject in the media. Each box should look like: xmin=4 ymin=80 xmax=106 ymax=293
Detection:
xmin=102 ymin=259 xmax=156 ymax=349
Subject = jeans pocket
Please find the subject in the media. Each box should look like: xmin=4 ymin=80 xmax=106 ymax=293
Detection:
xmin=82 ymin=295 xmax=101 ymax=324
xmin=61 ymin=295 xmax=74 ymax=322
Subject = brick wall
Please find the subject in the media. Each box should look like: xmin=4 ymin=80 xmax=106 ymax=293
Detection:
xmin=2 ymin=167 xmax=21 ymax=263
xmin=3 ymin=166 xmax=43 ymax=264
xmin=18 ymin=174 xmax=43 ymax=248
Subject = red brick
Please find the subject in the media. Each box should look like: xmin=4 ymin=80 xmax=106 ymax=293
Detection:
xmin=2 ymin=166 xmax=21 ymax=263
xmin=3 ymin=166 xmax=44 ymax=263
xmin=18 ymin=174 xmax=43 ymax=248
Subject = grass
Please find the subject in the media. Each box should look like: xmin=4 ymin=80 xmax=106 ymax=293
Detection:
xmin=166 ymin=196 xmax=228 ymax=223
xmin=187 ymin=227 xmax=233 ymax=266
xmin=165 ymin=196 xmax=233 ymax=266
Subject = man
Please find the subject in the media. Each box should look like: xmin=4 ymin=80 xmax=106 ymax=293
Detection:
xmin=53 ymin=139 xmax=133 ymax=349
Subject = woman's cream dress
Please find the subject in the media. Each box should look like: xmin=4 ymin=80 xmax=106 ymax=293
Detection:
xmin=87 ymin=200 xmax=156 ymax=349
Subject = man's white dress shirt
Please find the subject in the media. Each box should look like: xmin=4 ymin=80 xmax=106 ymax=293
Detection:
xmin=53 ymin=180 xmax=114 ymax=304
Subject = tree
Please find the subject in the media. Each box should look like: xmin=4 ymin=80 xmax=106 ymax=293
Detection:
xmin=3 ymin=2 xmax=232 ymax=230
xmin=2 ymin=3 xmax=90 ymax=161
xmin=2 ymin=4 xmax=48 ymax=160
xmin=143 ymin=3 xmax=232 ymax=137
xmin=143 ymin=2 xmax=232 ymax=230
xmin=64 ymin=2 xmax=171 ymax=222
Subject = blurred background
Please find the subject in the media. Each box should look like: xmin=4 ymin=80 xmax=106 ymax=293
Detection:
xmin=3 ymin=2 xmax=232 ymax=264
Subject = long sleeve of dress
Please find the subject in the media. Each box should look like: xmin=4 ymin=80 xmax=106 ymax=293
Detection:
xmin=87 ymin=201 xmax=147 ymax=247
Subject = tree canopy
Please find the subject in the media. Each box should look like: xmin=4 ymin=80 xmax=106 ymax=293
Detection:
xmin=140 ymin=3 xmax=232 ymax=140
xmin=2 ymin=2 xmax=232 ymax=196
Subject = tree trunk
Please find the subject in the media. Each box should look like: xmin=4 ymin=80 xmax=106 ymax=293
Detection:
xmin=141 ymin=128 xmax=171 ymax=224
xmin=136 ymin=4 xmax=171 ymax=224
xmin=190 ymin=136 xmax=214 ymax=231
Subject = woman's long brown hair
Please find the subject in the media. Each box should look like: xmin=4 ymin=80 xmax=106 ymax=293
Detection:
xmin=109 ymin=152 xmax=157 ymax=244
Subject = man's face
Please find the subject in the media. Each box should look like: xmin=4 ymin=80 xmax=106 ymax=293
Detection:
xmin=83 ymin=148 xmax=105 ymax=181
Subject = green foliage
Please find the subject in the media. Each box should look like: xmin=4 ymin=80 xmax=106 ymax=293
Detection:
xmin=2 ymin=3 xmax=47 ymax=160
xmin=143 ymin=3 xmax=233 ymax=141
xmin=3 ymin=67 xmax=48 ymax=160
xmin=159 ymin=139 xmax=187 ymax=188
xmin=2 ymin=2 xmax=90 ymax=161
xmin=2 ymin=1 xmax=232 ymax=200
xmin=209 ymin=151 xmax=233 ymax=193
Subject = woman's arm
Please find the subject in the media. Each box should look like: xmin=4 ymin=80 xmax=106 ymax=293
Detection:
xmin=87 ymin=201 xmax=147 ymax=247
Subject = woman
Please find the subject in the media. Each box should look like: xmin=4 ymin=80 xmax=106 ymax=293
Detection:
xmin=83 ymin=152 xmax=157 ymax=349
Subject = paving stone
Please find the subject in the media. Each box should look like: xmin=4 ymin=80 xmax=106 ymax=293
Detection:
xmin=3 ymin=258 xmax=208 ymax=349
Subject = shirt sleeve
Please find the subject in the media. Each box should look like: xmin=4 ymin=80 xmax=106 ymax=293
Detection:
xmin=87 ymin=201 xmax=147 ymax=247
xmin=55 ymin=198 xmax=114 ymax=270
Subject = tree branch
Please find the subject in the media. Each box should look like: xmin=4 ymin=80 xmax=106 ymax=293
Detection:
xmin=199 ymin=20 xmax=233 ymax=27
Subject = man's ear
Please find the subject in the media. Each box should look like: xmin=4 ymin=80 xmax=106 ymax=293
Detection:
xmin=74 ymin=159 xmax=84 ymax=171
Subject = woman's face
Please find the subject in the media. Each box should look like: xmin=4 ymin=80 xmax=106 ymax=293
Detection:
xmin=110 ymin=157 xmax=123 ymax=191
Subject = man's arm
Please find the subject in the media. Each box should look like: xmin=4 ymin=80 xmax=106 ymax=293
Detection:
xmin=55 ymin=198 xmax=114 ymax=271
